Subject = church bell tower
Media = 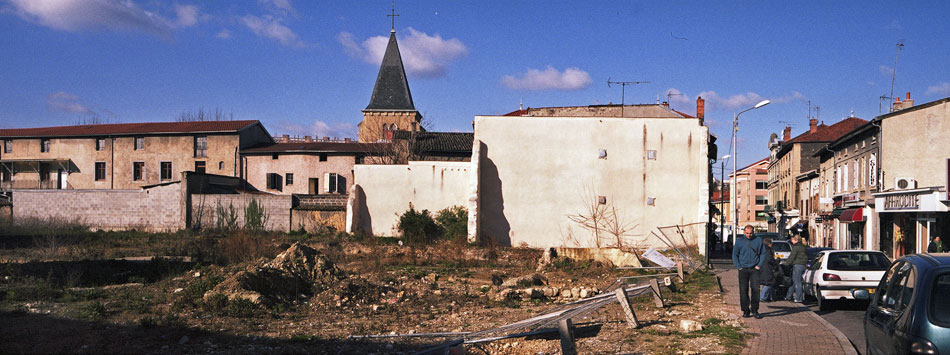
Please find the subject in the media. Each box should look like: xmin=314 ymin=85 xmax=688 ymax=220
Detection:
xmin=357 ymin=27 xmax=423 ymax=143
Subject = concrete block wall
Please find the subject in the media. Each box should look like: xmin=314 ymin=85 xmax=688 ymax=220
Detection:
xmin=192 ymin=193 xmax=292 ymax=232
xmin=10 ymin=183 xmax=184 ymax=231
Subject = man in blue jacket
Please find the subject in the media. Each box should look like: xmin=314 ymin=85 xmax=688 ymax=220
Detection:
xmin=733 ymin=225 xmax=766 ymax=319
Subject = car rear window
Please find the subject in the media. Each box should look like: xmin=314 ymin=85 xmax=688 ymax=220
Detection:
xmin=932 ymin=273 xmax=950 ymax=327
xmin=826 ymin=252 xmax=890 ymax=271
xmin=772 ymin=242 xmax=791 ymax=252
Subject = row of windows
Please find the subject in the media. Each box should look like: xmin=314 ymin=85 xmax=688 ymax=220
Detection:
xmin=266 ymin=172 xmax=346 ymax=194
xmin=92 ymin=161 xmax=218 ymax=181
xmin=2 ymin=136 xmax=209 ymax=157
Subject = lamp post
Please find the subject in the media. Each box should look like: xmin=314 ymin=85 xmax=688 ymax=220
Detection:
xmin=720 ymin=154 xmax=730 ymax=252
xmin=732 ymin=100 xmax=771 ymax=240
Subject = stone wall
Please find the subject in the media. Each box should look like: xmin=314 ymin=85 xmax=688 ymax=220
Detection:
xmin=350 ymin=161 xmax=470 ymax=236
xmin=10 ymin=183 xmax=184 ymax=231
xmin=191 ymin=193 xmax=292 ymax=232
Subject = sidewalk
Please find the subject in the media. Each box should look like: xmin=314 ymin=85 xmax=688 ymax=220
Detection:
xmin=717 ymin=267 xmax=858 ymax=355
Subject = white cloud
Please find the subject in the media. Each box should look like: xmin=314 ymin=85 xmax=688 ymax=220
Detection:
xmin=47 ymin=91 xmax=94 ymax=115
xmin=215 ymin=29 xmax=231 ymax=39
xmin=663 ymin=88 xmax=693 ymax=106
xmin=241 ymin=15 xmax=304 ymax=47
xmin=274 ymin=120 xmax=355 ymax=139
xmin=338 ymin=28 xmax=467 ymax=78
xmin=6 ymin=0 xmax=201 ymax=35
xmin=879 ymin=65 xmax=894 ymax=76
xmin=927 ymin=82 xmax=950 ymax=96
xmin=259 ymin=0 xmax=295 ymax=16
xmin=173 ymin=4 xmax=199 ymax=28
xmin=696 ymin=90 xmax=802 ymax=111
xmin=501 ymin=66 xmax=592 ymax=91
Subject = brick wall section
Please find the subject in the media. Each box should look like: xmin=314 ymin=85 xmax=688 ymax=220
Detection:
xmin=192 ymin=193 xmax=292 ymax=232
xmin=10 ymin=183 xmax=183 ymax=231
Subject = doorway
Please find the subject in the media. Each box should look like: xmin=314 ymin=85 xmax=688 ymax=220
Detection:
xmin=56 ymin=169 xmax=66 ymax=189
xmin=917 ymin=217 xmax=935 ymax=254
xmin=308 ymin=178 xmax=318 ymax=195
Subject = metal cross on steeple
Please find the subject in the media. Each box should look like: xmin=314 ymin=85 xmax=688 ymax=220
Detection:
xmin=387 ymin=1 xmax=399 ymax=31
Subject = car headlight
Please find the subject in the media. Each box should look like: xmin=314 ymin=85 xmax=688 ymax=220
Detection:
xmin=910 ymin=338 xmax=938 ymax=355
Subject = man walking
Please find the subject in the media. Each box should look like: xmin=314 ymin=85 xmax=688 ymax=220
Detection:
xmin=732 ymin=225 xmax=766 ymax=319
xmin=782 ymin=235 xmax=807 ymax=303
xmin=928 ymin=236 xmax=944 ymax=253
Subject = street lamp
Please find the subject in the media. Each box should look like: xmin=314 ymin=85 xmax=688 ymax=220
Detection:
xmin=720 ymin=154 xmax=730 ymax=252
xmin=732 ymin=100 xmax=770 ymax=240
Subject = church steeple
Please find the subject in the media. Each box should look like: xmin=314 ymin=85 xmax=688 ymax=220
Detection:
xmin=365 ymin=31 xmax=416 ymax=111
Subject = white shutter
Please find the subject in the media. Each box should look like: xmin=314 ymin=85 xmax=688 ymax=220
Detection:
xmin=324 ymin=172 xmax=330 ymax=192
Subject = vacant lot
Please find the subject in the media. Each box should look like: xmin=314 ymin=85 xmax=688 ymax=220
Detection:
xmin=0 ymin=221 xmax=744 ymax=354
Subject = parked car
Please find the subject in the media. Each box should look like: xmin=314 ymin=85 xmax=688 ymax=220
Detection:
xmin=771 ymin=240 xmax=792 ymax=261
xmin=862 ymin=253 xmax=950 ymax=355
xmin=803 ymin=250 xmax=890 ymax=311
xmin=806 ymin=247 xmax=835 ymax=267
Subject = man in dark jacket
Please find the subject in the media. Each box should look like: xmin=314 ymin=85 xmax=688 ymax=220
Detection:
xmin=928 ymin=236 xmax=944 ymax=253
xmin=759 ymin=238 xmax=778 ymax=302
xmin=732 ymin=225 xmax=766 ymax=318
xmin=781 ymin=235 xmax=808 ymax=302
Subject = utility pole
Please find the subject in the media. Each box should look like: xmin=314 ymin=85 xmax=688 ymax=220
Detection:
xmin=889 ymin=40 xmax=904 ymax=112
xmin=607 ymin=78 xmax=649 ymax=117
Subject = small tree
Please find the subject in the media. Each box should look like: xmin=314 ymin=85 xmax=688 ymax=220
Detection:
xmin=435 ymin=206 xmax=467 ymax=242
xmin=397 ymin=204 xmax=442 ymax=245
xmin=244 ymin=198 xmax=269 ymax=232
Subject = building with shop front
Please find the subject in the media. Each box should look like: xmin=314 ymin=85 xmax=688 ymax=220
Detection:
xmin=872 ymin=94 xmax=950 ymax=258
xmin=768 ymin=116 xmax=867 ymax=238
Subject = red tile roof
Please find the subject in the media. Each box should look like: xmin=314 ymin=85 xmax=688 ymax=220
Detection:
xmin=0 ymin=120 xmax=261 ymax=138
xmin=784 ymin=117 xmax=867 ymax=144
xmin=241 ymin=142 xmax=390 ymax=154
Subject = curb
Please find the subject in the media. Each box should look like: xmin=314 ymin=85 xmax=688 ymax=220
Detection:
xmin=804 ymin=307 xmax=859 ymax=355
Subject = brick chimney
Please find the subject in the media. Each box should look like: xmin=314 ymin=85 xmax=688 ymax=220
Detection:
xmin=893 ymin=96 xmax=902 ymax=111
xmin=783 ymin=126 xmax=791 ymax=141
xmin=904 ymin=92 xmax=914 ymax=108
xmin=281 ymin=134 xmax=289 ymax=143
xmin=809 ymin=118 xmax=818 ymax=133
xmin=696 ymin=96 xmax=705 ymax=126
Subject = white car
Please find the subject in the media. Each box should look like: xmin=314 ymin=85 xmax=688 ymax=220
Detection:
xmin=802 ymin=250 xmax=891 ymax=311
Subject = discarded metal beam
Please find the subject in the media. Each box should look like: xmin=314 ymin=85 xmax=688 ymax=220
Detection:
xmin=348 ymin=332 xmax=471 ymax=339
xmin=616 ymin=266 xmax=677 ymax=270
xmin=677 ymin=262 xmax=685 ymax=282
xmin=716 ymin=275 xmax=724 ymax=292
xmin=649 ymin=278 xmax=665 ymax=308
xmin=614 ymin=288 xmax=639 ymax=328
xmin=618 ymin=273 xmax=678 ymax=280
xmin=558 ymin=319 xmax=578 ymax=355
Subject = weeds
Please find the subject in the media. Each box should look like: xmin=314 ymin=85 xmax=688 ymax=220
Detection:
xmin=244 ymin=198 xmax=269 ymax=231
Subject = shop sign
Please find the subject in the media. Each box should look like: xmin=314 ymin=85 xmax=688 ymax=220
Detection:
xmin=884 ymin=194 xmax=920 ymax=210
xmin=842 ymin=193 xmax=861 ymax=204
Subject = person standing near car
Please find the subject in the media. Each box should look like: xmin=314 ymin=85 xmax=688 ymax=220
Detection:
xmin=927 ymin=236 xmax=944 ymax=253
xmin=759 ymin=238 xmax=778 ymax=302
xmin=782 ymin=235 xmax=807 ymax=302
xmin=733 ymin=225 xmax=766 ymax=318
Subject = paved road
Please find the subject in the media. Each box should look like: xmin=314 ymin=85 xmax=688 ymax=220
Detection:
xmin=711 ymin=255 xmax=866 ymax=354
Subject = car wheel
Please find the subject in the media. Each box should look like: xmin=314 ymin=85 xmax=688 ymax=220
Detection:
xmin=817 ymin=287 xmax=834 ymax=311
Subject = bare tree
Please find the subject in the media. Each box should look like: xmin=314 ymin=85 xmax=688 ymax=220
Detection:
xmin=177 ymin=107 xmax=234 ymax=122
xmin=566 ymin=187 xmax=639 ymax=249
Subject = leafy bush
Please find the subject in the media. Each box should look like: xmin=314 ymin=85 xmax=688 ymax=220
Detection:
xmin=244 ymin=198 xmax=269 ymax=231
xmin=435 ymin=206 xmax=467 ymax=242
xmin=396 ymin=204 xmax=442 ymax=245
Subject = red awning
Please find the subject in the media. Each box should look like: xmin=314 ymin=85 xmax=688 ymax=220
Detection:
xmin=840 ymin=208 xmax=865 ymax=223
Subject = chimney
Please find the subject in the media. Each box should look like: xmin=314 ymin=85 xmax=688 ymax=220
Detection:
xmin=304 ymin=135 xmax=312 ymax=142
xmin=783 ymin=126 xmax=791 ymax=141
xmin=281 ymin=134 xmax=289 ymax=143
xmin=696 ymin=96 xmax=705 ymax=119
xmin=904 ymin=92 xmax=914 ymax=108
xmin=344 ymin=138 xmax=352 ymax=143
xmin=893 ymin=96 xmax=902 ymax=111
xmin=809 ymin=118 xmax=818 ymax=133
xmin=661 ymin=101 xmax=669 ymax=107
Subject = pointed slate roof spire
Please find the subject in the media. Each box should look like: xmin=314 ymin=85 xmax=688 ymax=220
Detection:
xmin=365 ymin=30 xmax=416 ymax=111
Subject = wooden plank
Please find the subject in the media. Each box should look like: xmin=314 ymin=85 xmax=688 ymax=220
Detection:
xmin=677 ymin=262 xmax=685 ymax=282
xmin=614 ymin=288 xmax=639 ymax=328
xmin=558 ymin=318 xmax=578 ymax=355
xmin=649 ymin=278 xmax=665 ymax=308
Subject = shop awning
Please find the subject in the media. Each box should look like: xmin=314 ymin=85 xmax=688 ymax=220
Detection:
xmin=784 ymin=217 xmax=801 ymax=229
xmin=839 ymin=208 xmax=865 ymax=223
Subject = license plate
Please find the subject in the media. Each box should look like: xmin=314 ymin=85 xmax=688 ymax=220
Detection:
xmin=868 ymin=288 xmax=875 ymax=294
xmin=775 ymin=254 xmax=785 ymax=259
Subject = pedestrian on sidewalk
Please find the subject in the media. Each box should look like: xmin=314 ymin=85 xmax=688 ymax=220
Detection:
xmin=782 ymin=235 xmax=807 ymax=303
xmin=927 ymin=236 xmax=944 ymax=253
xmin=732 ymin=225 xmax=766 ymax=318
xmin=759 ymin=238 xmax=779 ymax=302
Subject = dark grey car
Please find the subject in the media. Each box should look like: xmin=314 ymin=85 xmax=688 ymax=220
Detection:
xmin=862 ymin=253 xmax=950 ymax=355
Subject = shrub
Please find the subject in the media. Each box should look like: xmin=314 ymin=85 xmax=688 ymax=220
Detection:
xmin=396 ymin=204 xmax=442 ymax=245
xmin=435 ymin=206 xmax=468 ymax=242
xmin=244 ymin=198 xmax=269 ymax=231
xmin=215 ymin=201 xmax=239 ymax=231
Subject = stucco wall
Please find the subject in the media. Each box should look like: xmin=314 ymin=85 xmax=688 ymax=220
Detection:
xmin=11 ymin=183 xmax=184 ymax=231
xmin=881 ymin=100 xmax=950 ymax=190
xmin=351 ymin=161 xmax=470 ymax=236
xmin=191 ymin=193 xmax=292 ymax=232
xmin=474 ymin=115 xmax=709 ymax=251
xmin=243 ymin=153 xmax=355 ymax=195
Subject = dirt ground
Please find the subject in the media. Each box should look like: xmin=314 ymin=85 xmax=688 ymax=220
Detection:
xmin=0 ymin=231 xmax=745 ymax=354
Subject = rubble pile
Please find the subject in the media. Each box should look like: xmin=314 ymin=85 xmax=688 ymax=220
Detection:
xmin=204 ymin=243 xmax=343 ymax=306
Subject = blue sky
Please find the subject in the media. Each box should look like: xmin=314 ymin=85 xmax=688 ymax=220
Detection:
xmin=1 ymin=1 xmax=949 ymax=170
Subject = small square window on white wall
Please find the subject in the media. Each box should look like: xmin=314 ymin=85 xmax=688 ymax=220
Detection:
xmin=647 ymin=197 xmax=656 ymax=206
xmin=647 ymin=150 xmax=657 ymax=160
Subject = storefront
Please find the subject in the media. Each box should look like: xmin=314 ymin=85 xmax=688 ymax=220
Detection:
xmin=874 ymin=187 xmax=950 ymax=259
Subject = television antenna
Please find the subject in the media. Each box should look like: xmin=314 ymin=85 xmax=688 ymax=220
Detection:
xmin=607 ymin=78 xmax=649 ymax=116
xmin=879 ymin=94 xmax=894 ymax=114
xmin=666 ymin=91 xmax=684 ymax=105
xmin=889 ymin=40 xmax=904 ymax=112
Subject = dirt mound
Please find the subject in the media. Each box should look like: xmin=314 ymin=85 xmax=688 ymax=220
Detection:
xmin=312 ymin=277 xmax=396 ymax=309
xmin=204 ymin=243 xmax=343 ymax=306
